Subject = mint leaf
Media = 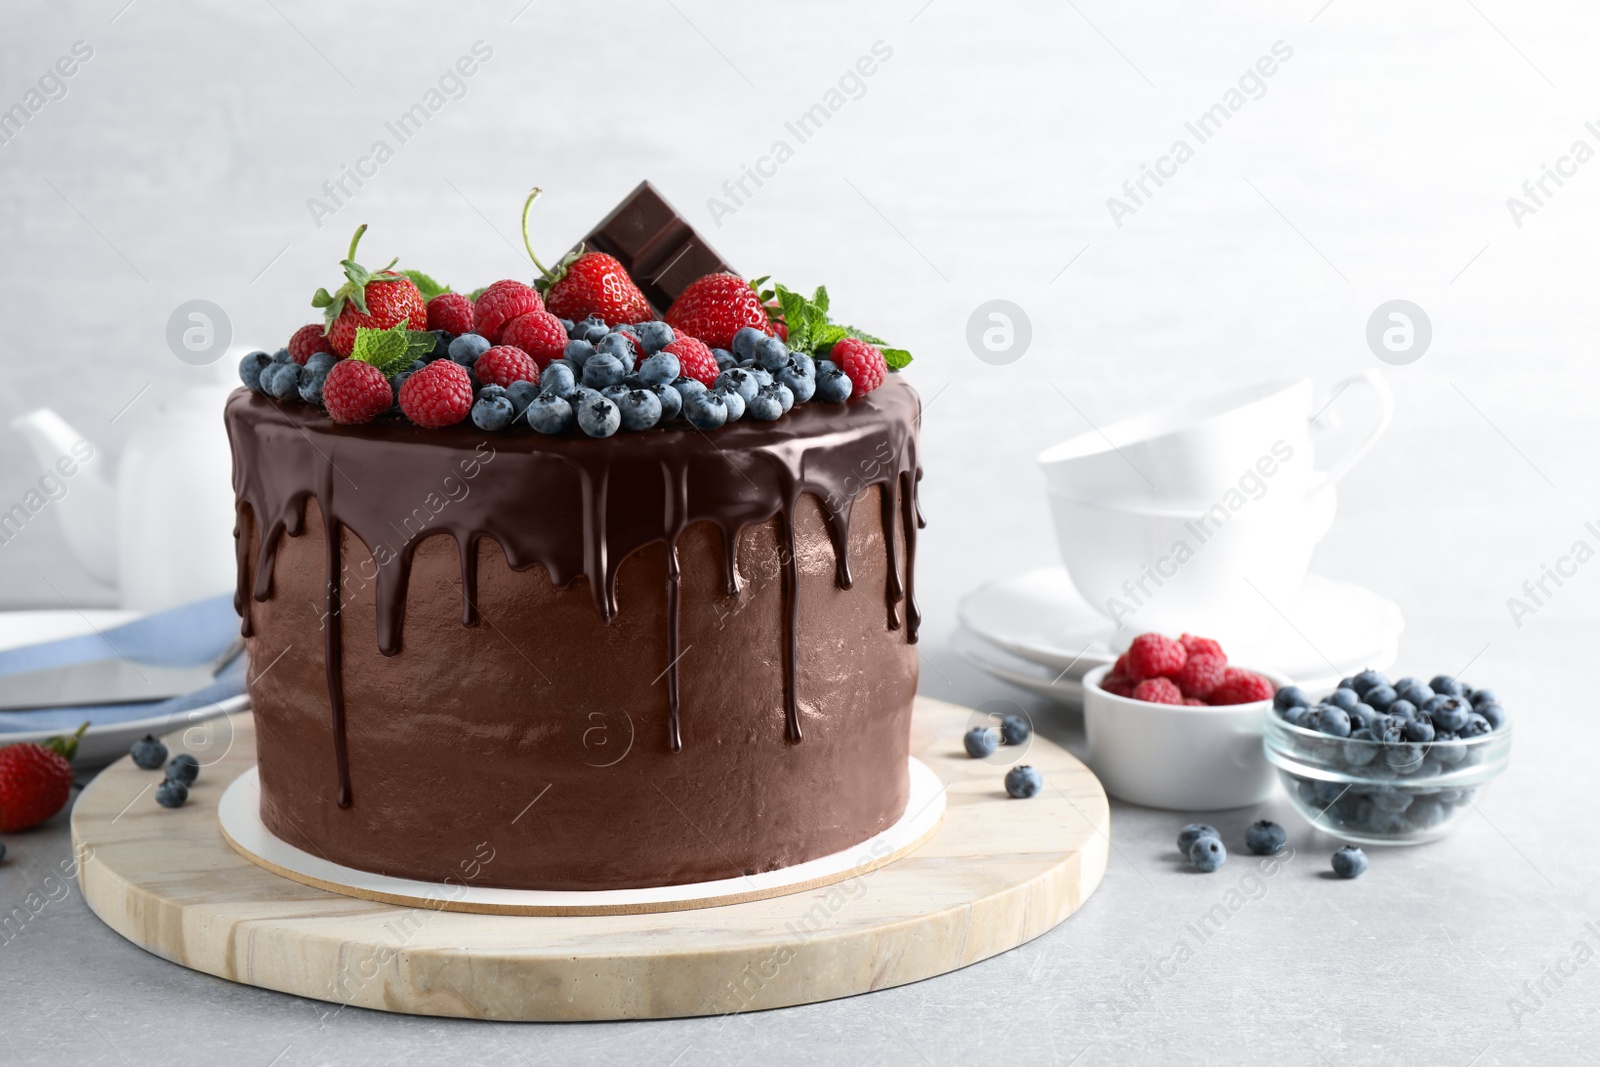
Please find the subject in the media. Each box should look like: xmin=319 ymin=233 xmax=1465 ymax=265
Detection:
xmin=350 ymin=325 xmax=433 ymax=376
xmin=883 ymin=347 xmax=912 ymax=370
xmin=400 ymin=269 xmax=449 ymax=301
xmin=811 ymin=285 xmax=829 ymax=317
xmin=843 ymin=325 xmax=888 ymax=346
xmin=467 ymin=285 xmax=488 ymax=301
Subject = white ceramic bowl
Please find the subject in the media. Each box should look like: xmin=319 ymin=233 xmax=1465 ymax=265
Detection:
xmin=1049 ymin=485 xmax=1337 ymax=634
xmin=1081 ymin=663 xmax=1287 ymax=810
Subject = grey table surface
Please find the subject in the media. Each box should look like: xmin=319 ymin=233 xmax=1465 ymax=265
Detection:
xmin=4 ymin=0 xmax=1599 ymax=1063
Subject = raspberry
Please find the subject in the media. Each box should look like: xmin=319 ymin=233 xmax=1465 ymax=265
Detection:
xmin=831 ymin=337 xmax=886 ymax=395
xmin=1123 ymin=633 xmax=1187 ymax=681
xmin=322 ymin=359 xmax=392 ymax=425
xmin=665 ymin=334 xmax=719 ymax=386
xmin=1101 ymin=673 xmax=1136 ymax=698
xmin=475 ymin=345 xmax=539 ymax=389
xmin=1183 ymin=698 xmax=1206 ymax=706
xmin=1208 ymin=668 xmax=1275 ymax=706
xmin=398 ymin=360 xmax=473 ymax=428
xmin=1112 ymin=652 xmax=1132 ymax=677
xmin=1131 ymin=677 xmax=1183 ymax=705
xmin=1179 ymin=634 xmax=1227 ymax=662
xmin=500 ymin=311 xmax=568 ymax=368
xmin=1172 ymin=651 xmax=1226 ymax=700
xmin=427 ymin=292 xmax=475 ymax=336
xmin=472 ymin=280 xmax=543 ymax=343
xmin=288 ymin=323 xmax=332 ymax=365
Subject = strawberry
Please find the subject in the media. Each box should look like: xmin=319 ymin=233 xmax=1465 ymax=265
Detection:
xmin=500 ymin=310 xmax=568 ymax=368
xmin=288 ymin=323 xmax=332 ymax=365
xmin=831 ymin=337 xmax=887 ymax=395
xmin=322 ymin=359 xmax=393 ymax=425
xmin=664 ymin=273 xmax=776 ymax=351
xmin=313 ymin=225 xmax=428 ymax=357
xmin=665 ymin=335 xmax=720 ymax=386
xmin=0 ymin=723 xmax=85 ymax=832
xmin=473 ymin=280 xmax=544 ymax=343
xmin=540 ymin=251 xmax=653 ymax=327
xmin=427 ymin=292 xmax=475 ymax=336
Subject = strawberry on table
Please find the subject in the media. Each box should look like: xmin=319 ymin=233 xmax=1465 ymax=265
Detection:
xmin=313 ymin=225 xmax=429 ymax=357
xmin=0 ymin=723 xmax=86 ymax=832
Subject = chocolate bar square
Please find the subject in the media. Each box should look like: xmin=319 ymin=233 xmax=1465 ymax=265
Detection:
xmin=574 ymin=181 xmax=737 ymax=315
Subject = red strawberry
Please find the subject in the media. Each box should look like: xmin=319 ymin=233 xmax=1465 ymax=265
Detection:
xmin=427 ymin=292 xmax=475 ymax=336
xmin=664 ymin=273 xmax=776 ymax=351
xmin=1179 ymin=634 xmax=1227 ymax=662
xmin=500 ymin=310 xmax=568 ymax=368
xmin=1172 ymin=652 xmax=1227 ymax=700
xmin=1131 ymin=677 xmax=1184 ymax=705
xmin=540 ymin=251 xmax=653 ymax=327
xmin=322 ymin=359 xmax=393 ymax=425
xmin=315 ymin=225 xmax=429 ymax=357
xmin=1123 ymin=633 xmax=1187 ymax=681
xmin=288 ymin=323 xmax=332 ymax=365
xmin=1208 ymin=669 xmax=1275 ymax=706
xmin=399 ymin=360 xmax=473 ymax=428
xmin=831 ymin=337 xmax=887 ymax=395
xmin=473 ymin=280 xmax=544 ymax=343
xmin=0 ymin=724 xmax=84 ymax=832
xmin=476 ymin=345 xmax=539 ymax=389
xmin=665 ymin=335 xmax=719 ymax=387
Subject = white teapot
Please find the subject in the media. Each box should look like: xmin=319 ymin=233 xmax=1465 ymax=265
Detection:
xmin=11 ymin=366 xmax=238 ymax=612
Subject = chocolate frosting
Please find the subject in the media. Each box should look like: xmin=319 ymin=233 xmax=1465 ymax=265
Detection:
xmin=226 ymin=379 xmax=922 ymax=888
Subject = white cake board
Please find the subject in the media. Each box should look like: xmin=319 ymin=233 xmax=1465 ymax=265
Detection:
xmin=218 ymin=759 xmax=946 ymax=916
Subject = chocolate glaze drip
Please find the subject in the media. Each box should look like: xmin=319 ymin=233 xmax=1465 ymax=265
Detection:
xmin=226 ymin=378 xmax=922 ymax=807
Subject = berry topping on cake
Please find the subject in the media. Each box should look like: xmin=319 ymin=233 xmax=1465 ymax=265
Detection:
xmin=518 ymin=189 xmax=653 ymax=326
xmin=664 ymin=334 xmax=720 ymax=387
xmin=500 ymin=310 xmax=569 ymax=368
xmin=475 ymin=345 xmax=540 ymax=389
xmin=399 ymin=360 xmax=473 ymax=428
xmin=1123 ymin=632 xmax=1187 ymax=681
xmin=665 ymin=272 xmax=778 ymax=350
xmin=830 ymin=337 xmax=887 ymax=395
xmin=322 ymin=359 xmax=393 ymax=425
xmin=288 ymin=323 xmax=333 ymax=365
xmin=426 ymin=292 xmax=475 ymax=336
xmin=312 ymin=225 xmax=429 ymax=357
xmin=472 ymin=280 xmax=544 ymax=344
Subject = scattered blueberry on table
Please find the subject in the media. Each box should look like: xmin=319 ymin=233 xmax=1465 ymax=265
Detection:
xmin=1245 ymin=820 xmax=1287 ymax=855
xmin=166 ymin=753 xmax=200 ymax=786
xmin=1177 ymin=823 xmax=1219 ymax=854
xmin=1004 ymin=765 xmax=1043 ymax=799
xmin=964 ymin=727 xmax=998 ymax=759
xmin=130 ymin=734 xmax=168 ymax=770
xmin=1000 ymin=714 xmax=1031 ymax=746
xmin=1189 ymin=834 xmax=1227 ymax=872
xmin=155 ymin=780 xmax=188 ymax=809
xmin=1330 ymin=846 xmax=1368 ymax=879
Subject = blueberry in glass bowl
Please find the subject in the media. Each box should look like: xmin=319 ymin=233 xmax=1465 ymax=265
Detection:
xmin=1263 ymin=673 xmax=1510 ymax=845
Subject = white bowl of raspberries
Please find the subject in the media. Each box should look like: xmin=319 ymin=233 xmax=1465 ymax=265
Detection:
xmin=1082 ymin=632 xmax=1286 ymax=811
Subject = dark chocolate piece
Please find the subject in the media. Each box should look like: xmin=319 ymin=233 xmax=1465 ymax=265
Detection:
xmin=574 ymin=181 xmax=737 ymax=314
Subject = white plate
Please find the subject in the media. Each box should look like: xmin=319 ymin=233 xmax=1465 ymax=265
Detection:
xmin=953 ymin=624 xmax=1087 ymax=709
xmin=958 ymin=568 xmax=1403 ymax=682
xmin=0 ymin=609 xmax=244 ymax=768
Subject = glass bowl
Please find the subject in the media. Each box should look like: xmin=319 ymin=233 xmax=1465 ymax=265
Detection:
xmin=1262 ymin=709 xmax=1511 ymax=845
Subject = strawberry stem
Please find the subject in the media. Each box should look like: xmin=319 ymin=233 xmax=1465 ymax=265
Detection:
xmin=347 ymin=223 xmax=368 ymax=262
xmin=521 ymin=188 xmax=554 ymax=279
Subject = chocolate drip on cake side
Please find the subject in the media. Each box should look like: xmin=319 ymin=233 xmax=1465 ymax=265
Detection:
xmin=226 ymin=379 xmax=922 ymax=807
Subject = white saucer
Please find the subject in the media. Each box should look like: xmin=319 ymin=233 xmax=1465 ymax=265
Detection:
xmin=953 ymin=624 xmax=1087 ymax=708
xmin=958 ymin=568 xmax=1403 ymax=688
xmin=218 ymin=758 xmax=947 ymax=915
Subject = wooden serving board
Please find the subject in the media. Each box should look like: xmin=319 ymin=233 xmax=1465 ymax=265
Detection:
xmin=72 ymin=697 xmax=1109 ymax=1020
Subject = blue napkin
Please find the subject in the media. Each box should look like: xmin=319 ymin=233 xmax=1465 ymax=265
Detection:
xmin=0 ymin=595 xmax=246 ymax=733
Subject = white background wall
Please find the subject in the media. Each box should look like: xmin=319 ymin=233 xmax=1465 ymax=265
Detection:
xmin=1 ymin=0 xmax=1596 ymax=678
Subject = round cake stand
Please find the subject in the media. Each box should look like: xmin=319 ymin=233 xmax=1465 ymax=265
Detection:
xmin=71 ymin=697 xmax=1110 ymax=1021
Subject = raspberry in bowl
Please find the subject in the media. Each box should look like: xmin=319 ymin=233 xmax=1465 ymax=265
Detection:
xmin=1263 ymin=671 xmax=1511 ymax=845
xmin=1083 ymin=632 xmax=1286 ymax=810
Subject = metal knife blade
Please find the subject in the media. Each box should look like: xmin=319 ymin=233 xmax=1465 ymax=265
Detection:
xmin=0 ymin=657 xmax=227 ymax=711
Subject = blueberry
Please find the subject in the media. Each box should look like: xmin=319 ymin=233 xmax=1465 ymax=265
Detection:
xmin=1347 ymin=702 xmax=1380 ymax=731
xmin=1325 ymin=688 xmax=1359 ymax=712
xmin=1343 ymin=730 xmax=1379 ymax=765
xmin=298 ymin=369 xmax=329 ymax=405
xmin=525 ymin=394 xmax=574 ymax=434
xmin=1177 ymin=823 xmax=1219 ymax=853
xmin=1386 ymin=699 xmax=1416 ymax=723
xmin=1365 ymin=685 xmax=1398 ymax=711
xmin=1352 ymin=670 xmax=1390 ymax=696
xmin=964 ymin=726 xmax=998 ymax=759
xmin=672 ymin=377 xmax=708 ymax=405
xmin=746 ymin=387 xmax=784 ymax=422
xmin=639 ymin=351 xmax=681 ymax=387
xmin=557 ymin=318 xmax=575 ymax=335
xmin=1429 ymin=675 xmax=1464 ymax=697
xmin=717 ymin=385 xmax=746 ymax=422
xmin=471 ymin=394 xmax=514 ymax=431
xmin=304 ymin=351 xmax=337 ymax=375
xmin=1403 ymin=716 xmax=1435 ymax=743
xmin=1337 ymin=677 xmax=1357 ymax=691
xmin=617 ymin=388 xmax=662 ymax=431
xmin=713 ymin=348 xmax=739 ymax=371
xmin=653 ymin=383 xmax=683 ymax=422
xmin=582 ymin=353 xmax=626 ymax=389
xmin=1396 ymin=679 xmax=1434 ymax=707
xmin=773 ymin=382 xmax=795 ymax=413
xmin=1470 ymin=688 xmax=1500 ymax=709
xmin=1245 ymin=820 xmax=1287 ymax=855
xmin=1425 ymin=695 xmax=1471 ymax=732
xmin=601 ymin=384 xmax=631 ymax=407
xmin=166 ymin=753 xmax=200 ymax=785
xmin=715 ymin=367 xmax=760 ymax=403
xmin=1460 ymin=714 xmax=1492 ymax=738
xmin=778 ymin=362 xmax=816 ymax=403
xmin=790 ymin=351 xmax=815 ymax=378
xmin=130 ymin=734 xmax=168 ymax=770
xmin=539 ymin=362 xmax=578 ymax=401
xmin=564 ymin=339 xmax=596 ymax=367
xmin=239 ymin=351 xmax=272 ymax=391
xmin=271 ymin=347 xmax=292 ymax=363
xmin=577 ymin=315 xmax=609 ymax=343
xmin=682 ymin=390 xmax=728 ymax=431
xmin=731 ymin=326 xmax=767 ymax=360
xmin=0 ymin=842 xmax=6 ymax=862
xmin=1373 ymin=717 xmax=1406 ymax=745
xmin=1478 ymin=703 xmax=1506 ymax=730
xmin=1000 ymin=714 xmax=1031 ymax=745
xmin=1004 ymin=765 xmax=1043 ymax=798
xmin=635 ymin=321 xmax=674 ymax=353
xmin=753 ymin=335 xmax=789 ymax=371
xmin=1385 ymin=742 xmax=1423 ymax=772
xmin=155 ymin=779 xmax=188 ymax=809
xmin=1315 ymin=705 xmax=1352 ymax=737
xmin=1189 ymin=835 xmax=1226 ymax=872
xmin=449 ymin=333 xmax=491 ymax=366
xmin=575 ymin=394 xmax=621 ymax=437
xmin=1282 ymin=705 xmax=1310 ymax=728
xmin=507 ymin=380 xmax=540 ymax=420
xmin=1274 ymin=686 xmax=1311 ymax=711
xmin=1330 ymin=845 xmax=1368 ymax=878
xmin=597 ymin=332 xmax=634 ymax=366
xmin=264 ymin=362 xmax=300 ymax=401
